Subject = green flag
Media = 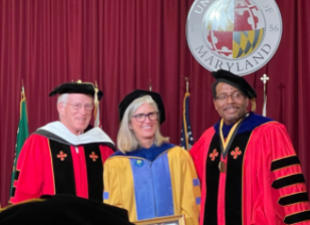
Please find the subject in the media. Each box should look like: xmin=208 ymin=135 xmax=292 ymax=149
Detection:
xmin=10 ymin=87 xmax=29 ymax=196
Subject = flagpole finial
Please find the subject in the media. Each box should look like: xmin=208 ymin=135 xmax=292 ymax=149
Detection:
xmin=181 ymin=75 xmax=192 ymax=93
xmin=149 ymin=78 xmax=152 ymax=91
xmin=260 ymin=74 xmax=269 ymax=84
xmin=260 ymin=74 xmax=269 ymax=117
xmin=185 ymin=77 xmax=189 ymax=93
xmin=21 ymin=79 xmax=25 ymax=93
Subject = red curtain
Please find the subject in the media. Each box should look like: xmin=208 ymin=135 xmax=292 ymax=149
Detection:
xmin=1 ymin=0 xmax=309 ymax=207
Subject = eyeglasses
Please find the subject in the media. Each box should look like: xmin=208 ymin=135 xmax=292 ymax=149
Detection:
xmin=132 ymin=112 xmax=159 ymax=122
xmin=215 ymin=91 xmax=244 ymax=102
xmin=66 ymin=102 xmax=94 ymax=111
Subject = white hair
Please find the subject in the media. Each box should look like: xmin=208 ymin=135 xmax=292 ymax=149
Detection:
xmin=57 ymin=93 xmax=69 ymax=106
xmin=117 ymin=95 xmax=169 ymax=153
xmin=57 ymin=94 xmax=69 ymax=119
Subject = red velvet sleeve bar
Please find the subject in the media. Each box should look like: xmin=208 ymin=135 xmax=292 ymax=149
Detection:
xmin=100 ymin=145 xmax=114 ymax=162
xmin=243 ymin=122 xmax=310 ymax=225
xmin=9 ymin=134 xmax=55 ymax=204
xmin=190 ymin=127 xmax=215 ymax=225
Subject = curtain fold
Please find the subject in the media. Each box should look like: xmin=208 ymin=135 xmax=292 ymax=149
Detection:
xmin=1 ymin=0 xmax=309 ymax=207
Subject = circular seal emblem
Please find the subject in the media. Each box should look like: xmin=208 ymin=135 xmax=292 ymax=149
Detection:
xmin=186 ymin=0 xmax=282 ymax=76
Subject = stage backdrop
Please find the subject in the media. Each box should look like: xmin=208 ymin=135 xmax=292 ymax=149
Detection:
xmin=1 ymin=0 xmax=309 ymax=207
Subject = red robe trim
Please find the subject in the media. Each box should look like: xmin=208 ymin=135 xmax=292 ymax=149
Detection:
xmin=191 ymin=115 xmax=310 ymax=225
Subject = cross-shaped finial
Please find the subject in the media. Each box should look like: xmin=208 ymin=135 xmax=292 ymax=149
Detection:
xmin=260 ymin=74 xmax=269 ymax=84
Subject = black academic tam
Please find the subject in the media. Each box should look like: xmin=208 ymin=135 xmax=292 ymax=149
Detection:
xmin=49 ymin=82 xmax=104 ymax=100
xmin=212 ymin=69 xmax=257 ymax=98
xmin=0 ymin=195 xmax=134 ymax=225
xmin=118 ymin=89 xmax=166 ymax=124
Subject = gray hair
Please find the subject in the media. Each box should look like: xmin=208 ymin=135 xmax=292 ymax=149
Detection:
xmin=117 ymin=95 xmax=169 ymax=153
xmin=57 ymin=94 xmax=69 ymax=119
xmin=57 ymin=93 xmax=69 ymax=106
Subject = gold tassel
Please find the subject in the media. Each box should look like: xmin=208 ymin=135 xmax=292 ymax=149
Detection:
xmin=251 ymin=98 xmax=256 ymax=112
xmin=94 ymin=81 xmax=99 ymax=107
xmin=94 ymin=86 xmax=99 ymax=107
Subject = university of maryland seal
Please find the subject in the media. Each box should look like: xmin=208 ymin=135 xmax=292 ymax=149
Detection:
xmin=186 ymin=0 xmax=282 ymax=76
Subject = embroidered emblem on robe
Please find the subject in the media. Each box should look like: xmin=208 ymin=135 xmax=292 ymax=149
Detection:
xmin=57 ymin=151 xmax=67 ymax=161
xmin=209 ymin=149 xmax=219 ymax=161
xmin=231 ymin=147 xmax=242 ymax=159
xmin=89 ymin=151 xmax=98 ymax=162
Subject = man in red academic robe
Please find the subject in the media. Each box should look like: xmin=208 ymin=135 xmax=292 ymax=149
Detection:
xmin=10 ymin=81 xmax=115 ymax=204
xmin=190 ymin=70 xmax=310 ymax=225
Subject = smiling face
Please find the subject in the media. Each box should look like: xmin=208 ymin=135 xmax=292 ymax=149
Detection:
xmin=213 ymin=82 xmax=249 ymax=125
xmin=129 ymin=102 xmax=158 ymax=144
xmin=58 ymin=93 xmax=93 ymax=135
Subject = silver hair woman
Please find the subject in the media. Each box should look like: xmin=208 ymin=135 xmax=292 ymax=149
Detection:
xmin=104 ymin=90 xmax=200 ymax=225
xmin=117 ymin=95 xmax=168 ymax=153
